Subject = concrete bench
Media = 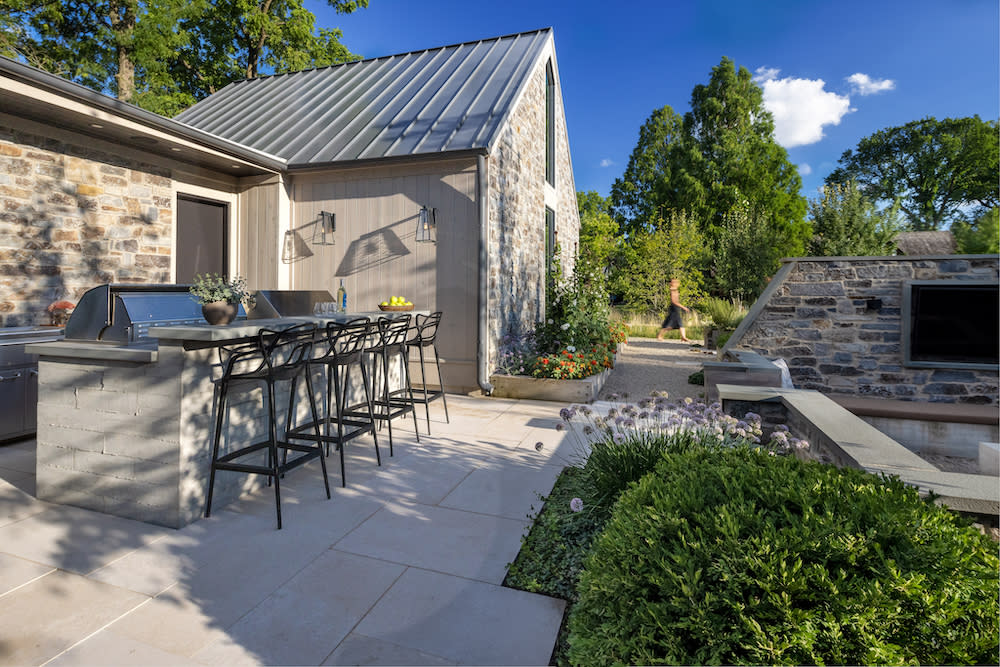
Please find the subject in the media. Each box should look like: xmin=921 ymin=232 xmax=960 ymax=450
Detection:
xmin=719 ymin=384 xmax=999 ymax=518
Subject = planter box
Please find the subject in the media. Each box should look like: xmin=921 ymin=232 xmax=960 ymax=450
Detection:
xmin=490 ymin=367 xmax=612 ymax=403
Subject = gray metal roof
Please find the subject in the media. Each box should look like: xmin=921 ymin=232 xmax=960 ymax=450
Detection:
xmin=175 ymin=28 xmax=552 ymax=167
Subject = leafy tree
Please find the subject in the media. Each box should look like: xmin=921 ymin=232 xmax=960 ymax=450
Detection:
xmin=712 ymin=204 xmax=783 ymax=302
xmin=610 ymin=58 xmax=809 ymax=264
xmin=951 ymin=207 xmax=999 ymax=254
xmin=576 ymin=191 xmax=619 ymax=276
xmin=0 ymin=0 xmax=366 ymax=114
xmin=807 ymin=181 xmax=901 ymax=257
xmin=614 ymin=210 xmax=706 ymax=314
xmin=827 ymin=116 xmax=999 ymax=231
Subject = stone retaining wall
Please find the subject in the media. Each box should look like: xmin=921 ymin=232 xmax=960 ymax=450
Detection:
xmin=732 ymin=256 xmax=999 ymax=404
xmin=0 ymin=124 xmax=174 ymax=327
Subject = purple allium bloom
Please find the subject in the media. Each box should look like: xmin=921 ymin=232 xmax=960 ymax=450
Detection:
xmin=556 ymin=423 xmax=565 ymax=431
xmin=582 ymin=425 xmax=594 ymax=435
xmin=570 ymin=497 xmax=584 ymax=512
xmin=534 ymin=442 xmax=544 ymax=452
xmin=623 ymin=418 xmax=636 ymax=428
xmin=775 ymin=424 xmax=790 ymax=432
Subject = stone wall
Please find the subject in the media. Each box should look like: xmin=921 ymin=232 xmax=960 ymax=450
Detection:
xmin=486 ymin=54 xmax=580 ymax=370
xmin=733 ymin=256 xmax=999 ymax=404
xmin=0 ymin=124 xmax=174 ymax=327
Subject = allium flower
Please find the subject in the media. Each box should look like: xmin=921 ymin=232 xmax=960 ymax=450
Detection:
xmin=567 ymin=345 xmax=576 ymax=352
xmin=570 ymin=497 xmax=584 ymax=512
xmin=556 ymin=423 xmax=565 ymax=431
xmin=534 ymin=441 xmax=544 ymax=452
xmin=561 ymin=323 xmax=570 ymax=331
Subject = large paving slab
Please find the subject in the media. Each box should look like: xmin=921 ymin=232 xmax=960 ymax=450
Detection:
xmin=334 ymin=501 xmax=530 ymax=584
xmin=352 ymin=567 xmax=564 ymax=666
xmin=0 ymin=570 xmax=147 ymax=666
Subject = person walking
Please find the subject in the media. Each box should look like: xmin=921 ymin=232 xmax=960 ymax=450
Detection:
xmin=657 ymin=278 xmax=692 ymax=342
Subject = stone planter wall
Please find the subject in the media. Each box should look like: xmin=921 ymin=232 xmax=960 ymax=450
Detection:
xmin=730 ymin=256 xmax=999 ymax=404
xmin=490 ymin=367 xmax=612 ymax=403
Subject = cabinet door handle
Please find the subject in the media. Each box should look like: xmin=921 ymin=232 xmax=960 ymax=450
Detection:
xmin=0 ymin=372 xmax=22 ymax=382
xmin=29 ymin=369 xmax=39 ymax=378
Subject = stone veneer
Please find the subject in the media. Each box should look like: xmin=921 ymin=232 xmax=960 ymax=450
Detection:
xmin=731 ymin=256 xmax=999 ymax=404
xmin=0 ymin=124 xmax=174 ymax=327
xmin=486 ymin=54 xmax=580 ymax=371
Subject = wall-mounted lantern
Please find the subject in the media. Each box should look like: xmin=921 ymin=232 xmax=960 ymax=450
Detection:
xmin=318 ymin=210 xmax=336 ymax=245
xmin=417 ymin=205 xmax=436 ymax=244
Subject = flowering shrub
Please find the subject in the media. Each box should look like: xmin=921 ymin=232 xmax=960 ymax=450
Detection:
xmin=530 ymin=343 xmax=616 ymax=380
xmin=46 ymin=299 xmax=75 ymax=326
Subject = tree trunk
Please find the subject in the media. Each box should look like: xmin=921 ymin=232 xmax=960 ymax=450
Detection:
xmin=110 ymin=0 xmax=137 ymax=102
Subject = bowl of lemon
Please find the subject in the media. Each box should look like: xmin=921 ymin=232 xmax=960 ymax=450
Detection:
xmin=378 ymin=295 xmax=414 ymax=311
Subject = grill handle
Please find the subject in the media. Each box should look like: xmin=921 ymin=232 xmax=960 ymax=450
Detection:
xmin=0 ymin=372 xmax=23 ymax=382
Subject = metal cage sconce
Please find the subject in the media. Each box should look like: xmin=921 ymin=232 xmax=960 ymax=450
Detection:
xmin=318 ymin=210 xmax=336 ymax=245
xmin=417 ymin=205 xmax=436 ymax=244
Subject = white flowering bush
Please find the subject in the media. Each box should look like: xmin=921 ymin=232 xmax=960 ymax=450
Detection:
xmin=543 ymin=391 xmax=809 ymax=509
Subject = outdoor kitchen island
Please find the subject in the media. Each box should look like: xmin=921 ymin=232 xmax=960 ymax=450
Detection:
xmin=27 ymin=313 xmax=423 ymax=528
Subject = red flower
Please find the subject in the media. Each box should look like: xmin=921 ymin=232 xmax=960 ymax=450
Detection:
xmin=47 ymin=300 xmax=75 ymax=312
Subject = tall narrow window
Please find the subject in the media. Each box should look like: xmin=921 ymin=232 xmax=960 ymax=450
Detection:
xmin=545 ymin=206 xmax=556 ymax=276
xmin=545 ymin=61 xmax=555 ymax=185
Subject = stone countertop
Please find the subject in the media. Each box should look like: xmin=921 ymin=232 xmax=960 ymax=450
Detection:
xmin=25 ymin=311 xmax=429 ymax=361
xmin=150 ymin=311 xmax=428 ymax=343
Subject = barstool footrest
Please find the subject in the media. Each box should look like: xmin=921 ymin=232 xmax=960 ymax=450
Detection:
xmin=212 ymin=439 xmax=321 ymax=476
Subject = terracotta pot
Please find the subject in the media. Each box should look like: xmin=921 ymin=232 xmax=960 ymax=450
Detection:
xmin=202 ymin=301 xmax=238 ymax=325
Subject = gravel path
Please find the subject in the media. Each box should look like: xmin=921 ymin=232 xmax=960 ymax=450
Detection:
xmin=598 ymin=337 xmax=715 ymax=402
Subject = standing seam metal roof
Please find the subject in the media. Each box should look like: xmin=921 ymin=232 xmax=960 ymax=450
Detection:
xmin=175 ymin=29 xmax=552 ymax=166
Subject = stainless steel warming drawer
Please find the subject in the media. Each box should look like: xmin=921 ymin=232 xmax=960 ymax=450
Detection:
xmin=0 ymin=326 xmax=63 ymax=441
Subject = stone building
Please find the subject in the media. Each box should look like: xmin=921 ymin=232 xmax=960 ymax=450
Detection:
xmin=0 ymin=28 xmax=580 ymax=392
xmin=726 ymin=255 xmax=999 ymax=404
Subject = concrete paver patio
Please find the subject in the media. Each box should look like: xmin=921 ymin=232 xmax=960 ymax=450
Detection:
xmin=0 ymin=394 xmax=568 ymax=666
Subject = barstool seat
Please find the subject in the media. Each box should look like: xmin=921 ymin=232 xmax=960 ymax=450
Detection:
xmin=368 ymin=315 xmax=420 ymax=456
xmin=286 ymin=317 xmax=380 ymax=487
xmin=205 ymin=322 xmax=330 ymax=529
xmin=405 ymin=311 xmax=450 ymax=434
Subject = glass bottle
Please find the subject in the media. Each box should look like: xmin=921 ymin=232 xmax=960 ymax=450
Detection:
xmin=336 ymin=279 xmax=347 ymax=313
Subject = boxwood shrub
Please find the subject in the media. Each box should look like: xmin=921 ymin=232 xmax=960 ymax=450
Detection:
xmin=567 ymin=446 xmax=999 ymax=666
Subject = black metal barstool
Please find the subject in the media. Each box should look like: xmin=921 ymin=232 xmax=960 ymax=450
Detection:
xmin=205 ymin=322 xmax=330 ymax=529
xmin=286 ymin=317 xmax=380 ymax=487
xmin=368 ymin=315 xmax=420 ymax=456
xmin=405 ymin=311 xmax=450 ymax=434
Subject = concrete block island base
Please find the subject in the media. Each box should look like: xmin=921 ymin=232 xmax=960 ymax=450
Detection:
xmin=28 ymin=315 xmax=414 ymax=528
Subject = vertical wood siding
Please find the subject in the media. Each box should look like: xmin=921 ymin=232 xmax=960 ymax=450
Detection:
xmin=290 ymin=158 xmax=479 ymax=389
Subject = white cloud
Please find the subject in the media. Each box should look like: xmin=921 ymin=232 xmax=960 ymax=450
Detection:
xmin=846 ymin=73 xmax=895 ymax=96
xmin=599 ymin=158 xmax=615 ymax=168
xmin=754 ymin=67 xmax=853 ymax=148
xmin=798 ymin=163 xmax=812 ymax=176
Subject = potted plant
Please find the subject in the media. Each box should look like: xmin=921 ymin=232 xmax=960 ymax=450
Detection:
xmin=189 ymin=273 xmax=255 ymax=325
xmin=698 ymin=297 xmax=746 ymax=350
xmin=45 ymin=300 xmax=75 ymax=327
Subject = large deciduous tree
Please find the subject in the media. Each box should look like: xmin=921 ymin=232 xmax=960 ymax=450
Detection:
xmin=610 ymin=57 xmax=809 ymax=263
xmin=826 ymin=116 xmax=999 ymax=231
xmin=807 ymin=181 xmax=901 ymax=257
xmin=0 ymin=0 xmax=367 ymax=115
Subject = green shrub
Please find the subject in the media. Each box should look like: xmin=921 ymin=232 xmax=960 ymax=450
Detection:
xmin=567 ymin=446 xmax=999 ymax=666
xmin=699 ymin=296 xmax=746 ymax=329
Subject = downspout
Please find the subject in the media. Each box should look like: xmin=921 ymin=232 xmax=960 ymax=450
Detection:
xmin=477 ymin=153 xmax=493 ymax=394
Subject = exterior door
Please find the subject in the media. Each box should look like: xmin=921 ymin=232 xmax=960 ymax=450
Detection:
xmin=176 ymin=195 xmax=228 ymax=282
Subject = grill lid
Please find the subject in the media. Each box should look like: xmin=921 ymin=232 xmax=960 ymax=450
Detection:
xmin=65 ymin=284 xmax=245 ymax=342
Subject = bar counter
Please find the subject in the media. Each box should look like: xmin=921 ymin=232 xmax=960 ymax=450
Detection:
xmin=27 ymin=312 xmax=425 ymax=528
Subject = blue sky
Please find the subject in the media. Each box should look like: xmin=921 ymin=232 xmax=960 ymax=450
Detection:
xmin=309 ymin=0 xmax=999 ymax=203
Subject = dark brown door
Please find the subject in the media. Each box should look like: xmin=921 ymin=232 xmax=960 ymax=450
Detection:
xmin=176 ymin=195 xmax=228 ymax=282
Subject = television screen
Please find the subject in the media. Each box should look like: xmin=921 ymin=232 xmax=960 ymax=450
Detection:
xmin=907 ymin=283 xmax=999 ymax=366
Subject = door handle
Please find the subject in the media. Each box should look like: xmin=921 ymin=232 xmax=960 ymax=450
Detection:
xmin=0 ymin=372 xmax=23 ymax=382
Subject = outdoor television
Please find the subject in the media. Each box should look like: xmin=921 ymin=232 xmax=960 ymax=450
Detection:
xmin=902 ymin=280 xmax=999 ymax=369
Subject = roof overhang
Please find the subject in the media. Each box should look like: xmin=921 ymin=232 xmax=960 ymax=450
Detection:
xmin=0 ymin=56 xmax=285 ymax=178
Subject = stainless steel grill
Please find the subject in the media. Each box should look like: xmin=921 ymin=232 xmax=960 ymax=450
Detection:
xmin=65 ymin=284 xmax=245 ymax=343
xmin=0 ymin=326 xmax=63 ymax=441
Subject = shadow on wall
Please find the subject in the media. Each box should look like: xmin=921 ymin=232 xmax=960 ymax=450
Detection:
xmin=335 ymin=223 xmax=412 ymax=276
